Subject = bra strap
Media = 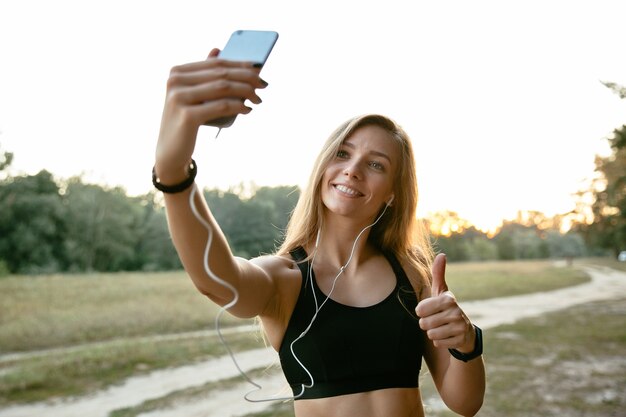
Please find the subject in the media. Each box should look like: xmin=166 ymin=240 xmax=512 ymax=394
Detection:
xmin=289 ymin=246 xmax=309 ymax=276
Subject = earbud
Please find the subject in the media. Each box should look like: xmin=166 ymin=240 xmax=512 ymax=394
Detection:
xmin=386 ymin=195 xmax=395 ymax=206
xmin=315 ymin=228 xmax=321 ymax=247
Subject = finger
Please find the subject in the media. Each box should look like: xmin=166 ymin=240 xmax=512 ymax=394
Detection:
xmin=431 ymin=333 xmax=466 ymax=349
xmin=169 ymin=80 xmax=263 ymax=106
xmin=426 ymin=323 xmax=461 ymax=341
xmin=187 ymin=98 xmax=253 ymax=125
xmin=431 ymin=253 xmax=448 ymax=297
xmin=171 ymin=57 xmax=256 ymax=74
xmin=419 ymin=303 xmax=462 ymax=334
xmin=168 ymin=67 xmax=267 ymax=90
xmin=427 ymin=321 xmax=474 ymax=349
xmin=416 ymin=293 xmax=464 ymax=330
xmin=415 ymin=296 xmax=438 ymax=319
xmin=208 ymin=48 xmax=220 ymax=58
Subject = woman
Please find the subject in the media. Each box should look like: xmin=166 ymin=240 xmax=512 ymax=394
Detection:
xmin=154 ymin=48 xmax=485 ymax=417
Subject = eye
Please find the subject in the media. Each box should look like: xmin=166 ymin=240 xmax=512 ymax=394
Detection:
xmin=336 ymin=149 xmax=349 ymax=159
xmin=369 ymin=161 xmax=385 ymax=171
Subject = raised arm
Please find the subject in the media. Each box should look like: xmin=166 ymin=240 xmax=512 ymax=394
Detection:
xmin=154 ymin=49 xmax=274 ymax=318
xmin=416 ymin=254 xmax=486 ymax=416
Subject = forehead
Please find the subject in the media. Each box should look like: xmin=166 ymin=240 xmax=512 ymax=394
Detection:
xmin=342 ymin=125 xmax=400 ymax=162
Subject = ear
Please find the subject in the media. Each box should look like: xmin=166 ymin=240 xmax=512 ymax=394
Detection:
xmin=386 ymin=195 xmax=395 ymax=206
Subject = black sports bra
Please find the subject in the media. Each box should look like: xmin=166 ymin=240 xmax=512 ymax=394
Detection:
xmin=278 ymin=247 xmax=425 ymax=400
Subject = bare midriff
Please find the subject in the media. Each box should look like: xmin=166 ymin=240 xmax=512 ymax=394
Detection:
xmin=293 ymin=387 xmax=424 ymax=417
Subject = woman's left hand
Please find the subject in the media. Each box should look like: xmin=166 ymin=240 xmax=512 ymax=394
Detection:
xmin=415 ymin=254 xmax=476 ymax=353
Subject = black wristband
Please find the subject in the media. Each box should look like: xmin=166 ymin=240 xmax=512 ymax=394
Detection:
xmin=152 ymin=159 xmax=197 ymax=193
xmin=449 ymin=325 xmax=483 ymax=362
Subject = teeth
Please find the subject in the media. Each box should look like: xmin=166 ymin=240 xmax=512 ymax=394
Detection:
xmin=335 ymin=184 xmax=360 ymax=196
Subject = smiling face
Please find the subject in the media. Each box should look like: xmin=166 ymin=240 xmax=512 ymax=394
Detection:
xmin=277 ymin=114 xmax=423 ymax=259
xmin=320 ymin=124 xmax=399 ymax=222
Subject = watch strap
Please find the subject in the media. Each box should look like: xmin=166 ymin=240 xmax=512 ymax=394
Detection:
xmin=449 ymin=324 xmax=483 ymax=362
xmin=152 ymin=159 xmax=197 ymax=194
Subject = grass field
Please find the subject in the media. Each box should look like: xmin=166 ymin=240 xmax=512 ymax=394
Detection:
xmin=0 ymin=258 xmax=598 ymax=407
xmin=0 ymin=271 xmax=252 ymax=352
xmin=582 ymin=256 xmax=626 ymax=272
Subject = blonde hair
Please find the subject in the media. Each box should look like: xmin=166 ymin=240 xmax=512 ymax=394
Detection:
xmin=277 ymin=114 xmax=433 ymax=290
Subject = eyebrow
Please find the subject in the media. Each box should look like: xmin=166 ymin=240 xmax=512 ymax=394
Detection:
xmin=342 ymin=141 xmax=392 ymax=163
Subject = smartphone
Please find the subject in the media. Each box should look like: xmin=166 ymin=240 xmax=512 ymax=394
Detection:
xmin=204 ymin=30 xmax=279 ymax=128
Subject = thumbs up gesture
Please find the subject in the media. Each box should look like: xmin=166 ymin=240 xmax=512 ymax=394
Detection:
xmin=415 ymin=253 xmax=476 ymax=352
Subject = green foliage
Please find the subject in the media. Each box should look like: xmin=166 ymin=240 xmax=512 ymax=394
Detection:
xmin=0 ymin=171 xmax=66 ymax=273
xmin=132 ymin=194 xmax=181 ymax=271
xmin=499 ymin=223 xmax=550 ymax=259
xmin=461 ymin=236 xmax=498 ymax=261
xmin=433 ymin=220 xmax=587 ymax=262
xmin=432 ymin=231 xmax=469 ymax=261
xmin=0 ymin=171 xmax=299 ymax=273
xmin=544 ymin=230 xmax=587 ymax=258
xmin=0 ymin=148 xmax=13 ymax=172
xmin=63 ymin=179 xmax=142 ymax=271
xmin=205 ymin=185 xmax=299 ymax=258
xmin=593 ymin=126 xmax=626 ymax=255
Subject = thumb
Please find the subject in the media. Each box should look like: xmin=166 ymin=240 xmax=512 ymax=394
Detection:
xmin=431 ymin=253 xmax=448 ymax=297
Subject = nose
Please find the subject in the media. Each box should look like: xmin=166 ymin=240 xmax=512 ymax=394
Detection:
xmin=343 ymin=159 xmax=363 ymax=179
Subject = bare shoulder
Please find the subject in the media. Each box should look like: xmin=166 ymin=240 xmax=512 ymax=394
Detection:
xmin=249 ymin=253 xmax=298 ymax=277
xmin=250 ymin=253 xmax=302 ymax=335
xmin=249 ymin=253 xmax=302 ymax=303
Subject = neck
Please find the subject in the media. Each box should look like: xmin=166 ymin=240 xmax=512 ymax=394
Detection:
xmin=312 ymin=212 xmax=381 ymax=270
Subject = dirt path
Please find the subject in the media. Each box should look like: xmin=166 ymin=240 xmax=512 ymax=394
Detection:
xmin=0 ymin=348 xmax=282 ymax=417
xmin=0 ymin=325 xmax=259 ymax=364
xmin=461 ymin=265 xmax=626 ymax=328
xmin=1 ymin=265 xmax=624 ymax=417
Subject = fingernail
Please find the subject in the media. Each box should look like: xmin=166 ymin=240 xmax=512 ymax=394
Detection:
xmin=260 ymin=78 xmax=269 ymax=87
xmin=252 ymin=63 xmax=263 ymax=68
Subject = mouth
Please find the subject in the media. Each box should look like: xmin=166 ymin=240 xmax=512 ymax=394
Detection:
xmin=332 ymin=183 xmax=364 ymax=198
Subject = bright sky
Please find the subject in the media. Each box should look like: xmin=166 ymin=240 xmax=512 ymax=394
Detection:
xmin=1 ymin=0 xmax=625 ymax=232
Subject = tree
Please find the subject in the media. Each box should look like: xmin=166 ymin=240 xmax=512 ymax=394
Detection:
xmin=0 ymin=142 xmax=13 ymax=275
xmin=0 ymin=171 xmax=66 ymax=273
xmin=579 ymin=82 xmax=626 ymax=256
xmin=204 ymin=185 xmax=300 ymax=257
xmin=63 ymin=179 xmax=141 ymax=271
xmin=250 ymin=185 xmax=300 ymax=246
xmin=544 ymin=230 xmax=587 ymax=259
xmin=461 ymin=236 xmax=498 ymax=261
xmin=584 ymin=126 xmax=626 ymax=256
xmin=429 ymin=211 xmax=497 ymax=261
xmin=492 ymin=222 xmax=551 ymax=260
xmin=0 ymin=144 xmax=13 ymax=173
xmin=133 ymin=192 xmax=181 ymax=271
